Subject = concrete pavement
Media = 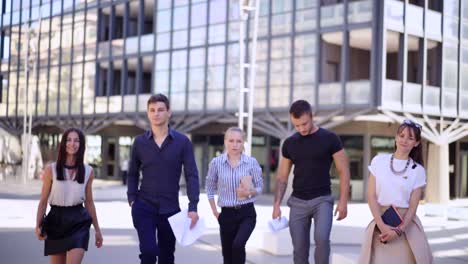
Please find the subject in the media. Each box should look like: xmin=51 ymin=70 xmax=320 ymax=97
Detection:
xmin=0 ymin=179 xmax=467 ymax=263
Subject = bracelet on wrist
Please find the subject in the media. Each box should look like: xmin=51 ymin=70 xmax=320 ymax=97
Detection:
xmin=391 ymin=227 xmax=402 ymax=237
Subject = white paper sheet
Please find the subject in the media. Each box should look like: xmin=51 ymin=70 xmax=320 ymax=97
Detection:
xmin=168 ymin=209 xmax=206 ymax=246
xmin=268 ymin=216 xmax=289 ymax=232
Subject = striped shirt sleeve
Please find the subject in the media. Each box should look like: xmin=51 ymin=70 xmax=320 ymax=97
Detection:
xmin=205 ymin=159 xmax=218 ymax=200
xmin=251 ymin=157 xmax=263 ymax=195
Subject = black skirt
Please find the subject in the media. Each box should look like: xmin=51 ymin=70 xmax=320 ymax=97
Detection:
xmin=44 ymin=204 xmax=93 ymax=256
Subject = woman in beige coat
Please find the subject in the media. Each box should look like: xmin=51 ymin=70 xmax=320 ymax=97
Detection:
xmin=359 ymin=120 xmax=433 ymax=264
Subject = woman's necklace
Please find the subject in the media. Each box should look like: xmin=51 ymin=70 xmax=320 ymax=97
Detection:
xmin=64 ymin=163 xmax=78 ymax=180
xmin=64 ymin=164 xmax=77 ymax=170
xmin=390 ymin=154 xmax=410 ymax=175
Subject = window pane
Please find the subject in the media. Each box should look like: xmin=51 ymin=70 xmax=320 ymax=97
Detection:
xmin=296 ymin=9 xmax=317 ymax=31
xmin=209 ymin=24 xmax=225 ymax=43
xmin=207 ymin=65 xmax=224 ymax=90
xmin=1 ymin=35 xmax=10 ymax=59
xmin=173 ymin=30 xmax=188 ymax=48
xmin=209 ymin=0 xmax=226 ymax=24
xmin=295 ymin=57 xmax=316 ymax=84
xmin=227 ymin=43 xmax=239 ymax=64
xmin=297 ymin=0 xmax=318 ymax=9
xmin=170 ymin=69 xmax=186 ymax=111
xmin=444 ymin=17 xmax=459 ymax=40
xmin=157 ymin=10 xmax=171 ymax=32
xmin=188 ymin=67 xmax=204 ymax=110
xmin=208 ymin=45 xmax=225 ymax=65
xmin=158 ymin=0 xmax=171 ymax=10
xmin=157 ymin=33 xmax=170 ymax=50
xmin=190 ymin=48 xmax=205 ymax=67
xmin=271 ymin=37 xmax=291 ymax=59
xmin=271 ymin=13 xmax=292 ymax=35
xmin=294 ymin=85 xmax=315 ymax=105
xmin=270 ymin=38 xmax=291 ymax=107
xmin=172 ymin=50 xmax=187 ymax=69
xmin=229 ymin=0 xmax=240 ymax=21
xmin=154 ymin=70 xmax=169 ymax=94
xmin=295 ymin=34 xmax=316 ymax=56
xmin=190 ymin=27 xmax=206 ymax=46
xmin=444 ymin=0 xmax=459 ymax=17
xmin=206 ymin=91 xmax=223 ymax=109
xmin=156 ymin=53 xmax=170 ymax=70
xmin=272 ymin=0 xmax=292 ymax=13
xmin=173 ymin=6 xmax=188 ymax=30
xmin=191 ymin=3 xmax=207 ymax=27
xmin=464 ymin=0 xmax=468 ymax=19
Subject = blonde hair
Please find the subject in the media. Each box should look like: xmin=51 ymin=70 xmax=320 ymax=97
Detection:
xmin=224 ymin=127 xmax=245 ymax=154
xmin=224 ymin=127 xmax=245 ymax=140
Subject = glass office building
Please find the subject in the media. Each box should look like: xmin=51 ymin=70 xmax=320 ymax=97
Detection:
xmin=1 ymin=0 xmax=467 ymax=202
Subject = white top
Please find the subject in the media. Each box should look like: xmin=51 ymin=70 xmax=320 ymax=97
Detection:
xmin=368 ymin=154 xmax=426 ymax=208
xmin=48 ymin=162 xmax=92 ymax=206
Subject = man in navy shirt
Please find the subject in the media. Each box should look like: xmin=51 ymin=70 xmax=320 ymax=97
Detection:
xmin=127 ymin=94 xmax=200 ymax=264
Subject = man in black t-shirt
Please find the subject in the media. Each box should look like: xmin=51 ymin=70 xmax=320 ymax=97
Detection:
xmin=272 ymin=100 xmax=350 ymax=264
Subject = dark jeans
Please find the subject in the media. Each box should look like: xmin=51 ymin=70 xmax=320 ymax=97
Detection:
xmin=131 ymin=198 xmax=178 ymax=264
xmin=218 ymin=203 xmax=256 ymax=264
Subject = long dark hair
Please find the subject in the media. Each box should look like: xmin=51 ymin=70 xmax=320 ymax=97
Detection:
xmin=56 ymin=128 xmax=86 ymax=183
xmin=395 ymin=123 xmax=424 ymax=166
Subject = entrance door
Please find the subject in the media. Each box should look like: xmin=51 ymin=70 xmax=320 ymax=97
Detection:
xmin=107 ymin=138 xmax=117 ymax=178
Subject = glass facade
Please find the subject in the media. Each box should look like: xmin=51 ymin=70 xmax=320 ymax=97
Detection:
xmin=0 ymin=0 xmax=381 ymax=123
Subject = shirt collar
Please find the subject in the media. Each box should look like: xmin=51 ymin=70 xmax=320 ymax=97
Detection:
xmin=221 ymin=153 xmax=248 ymax=164
xmin=145 ymin=127 xmax=175 ymax=140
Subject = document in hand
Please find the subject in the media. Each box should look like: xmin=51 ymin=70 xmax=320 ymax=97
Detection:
xmin=381 ymin=205 xmax=403 ymax=227
xmin=240 ymin=175 xmax=253 ymax=189
xmin=238 ymin=175 xmax=253 ymax=200
xmin=168 ymin=209 xmax=206 ymax=246
xmin=268 ymin=216 xmax=289 ymax=232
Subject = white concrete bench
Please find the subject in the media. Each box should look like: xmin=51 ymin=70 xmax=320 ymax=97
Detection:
xmin=261 ymin=229 xmax=293 ymax=255
xmin=254 ymin=225 xmax=365 ymax=256
xmin=332 ymin=253 xmax=359 ymax=264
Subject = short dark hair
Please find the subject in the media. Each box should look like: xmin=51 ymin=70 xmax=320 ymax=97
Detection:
xmin=147 ymin=93 xmax=170 ymax=110
xmin=289 ymin=100 xmax=312 ymax=118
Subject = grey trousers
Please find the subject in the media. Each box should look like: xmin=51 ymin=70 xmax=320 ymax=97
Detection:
xmin=287 ymin=195 xmax=334 ymax=264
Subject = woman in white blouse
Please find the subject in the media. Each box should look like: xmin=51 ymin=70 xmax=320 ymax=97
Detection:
xmin=206 ymin=127 xmax=263 ymax=264
xmin=35 ymin=128 xmax=103 ymax=263
xmin=359 ymin=120 xmax=433 ymax=264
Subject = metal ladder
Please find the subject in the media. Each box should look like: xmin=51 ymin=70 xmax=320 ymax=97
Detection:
xmin=238 ymin=0 xmax=261 ymax=156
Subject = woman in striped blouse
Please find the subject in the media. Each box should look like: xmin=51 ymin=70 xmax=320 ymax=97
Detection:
xmin=206 ymin=127 xmax=263 ymax=264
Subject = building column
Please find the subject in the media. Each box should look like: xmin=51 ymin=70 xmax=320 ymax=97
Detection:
xmin=101 ymin=136 xmax=109 ymax=179
xmin=265 ymin=135 xmax=271 ymax=193
xmin=426 ymin=142 xmax=450 ymax=203
xmin=363 ymin=132 xmax=371 ymax=202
